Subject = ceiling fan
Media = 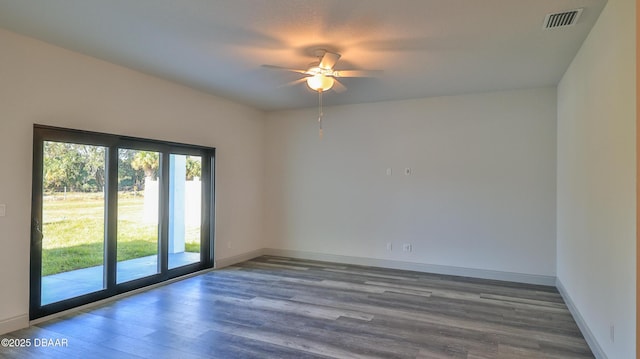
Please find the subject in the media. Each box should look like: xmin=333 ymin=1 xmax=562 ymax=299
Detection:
xmin=262 ymin=49 xmax=380 ymax=92
xmin=262 ymin=49 xmax=381 ymax=138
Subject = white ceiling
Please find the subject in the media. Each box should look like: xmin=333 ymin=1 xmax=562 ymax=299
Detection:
xmin=0 ymin=0 xmax=606 ymax=111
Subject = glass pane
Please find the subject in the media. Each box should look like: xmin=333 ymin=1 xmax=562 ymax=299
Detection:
xmin=41 ymin=141 xmax=106 ymax=305
xmin=168 ymin=154 xmax=201 ymax=269
xmin=117 ymin=149 xmax=160 ymax=283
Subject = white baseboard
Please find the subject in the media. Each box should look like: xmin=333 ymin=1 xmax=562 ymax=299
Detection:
xmin=0 ymin=314 xmax=29 ymax=336
xmin=263 ymin=248 xmax=556 ymax=286
xmin=215 ymin=248 xmax=265 ymax=269
xmin=556 ymin=278 xmax=607 ymax=359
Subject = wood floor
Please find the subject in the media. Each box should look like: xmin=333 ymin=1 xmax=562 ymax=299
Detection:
xmin=2 ymin=256 xmax=593 ymax=358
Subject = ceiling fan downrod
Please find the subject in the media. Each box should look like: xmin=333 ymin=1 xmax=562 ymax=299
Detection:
xmin=318 ymin=90 xmax=323 ymax=139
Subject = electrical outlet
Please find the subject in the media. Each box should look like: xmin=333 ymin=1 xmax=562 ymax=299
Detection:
xmin=386 ymin=168 xmax=392 ymax=176
xmin=404 ymin=167 xmax=412 ymax=176
xmin=227 ymin=241 xmax=232 ymax=249
xmin=386 ymin=242 xmax=393 ymax=251
xmin=402 ymin=243 xmax=412 ymax=252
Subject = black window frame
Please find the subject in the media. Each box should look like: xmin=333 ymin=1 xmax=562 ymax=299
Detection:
xmin=30 ymin=124 xmax=215 ymax=319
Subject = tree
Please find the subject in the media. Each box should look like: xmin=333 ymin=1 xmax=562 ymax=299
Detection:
xmin=186 ymin=156 xmax=202 ymax=180
xmin=78 ymin=145 xmax=105 ymax=191
xmin=43 ymin=141 xmax=105 ymax=192
xmin=118 ymin=149 xmax=145 ymax=191
xmin=131 ymin=151 xmax=159 ymax=179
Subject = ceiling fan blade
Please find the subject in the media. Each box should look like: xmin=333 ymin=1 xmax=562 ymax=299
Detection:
xmin=319 ymin=52 xmax=341 ymax=70
xmin=262 ymin=64 xmax=308 ymax=74
xmin=332 ymin=79 xmax=347 ymax=93
xmin=278 ymin=77 xmax=308 ymax=88
xmin=333 ymin=70 xmax=382 ymax=78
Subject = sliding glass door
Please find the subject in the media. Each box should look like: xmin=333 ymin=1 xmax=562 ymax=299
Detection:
xmin=39 ymin=141 xmax=108 ymax=305
xmin=31 ymin=126 xmax=215 ymax=319
xmin=168 ymin=154 xmax=202 ymax=269
xmin=116 ymin=148 xmax=161 ymax=283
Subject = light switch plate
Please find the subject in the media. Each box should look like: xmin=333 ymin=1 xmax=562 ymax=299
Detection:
xmin=0 ymin=204 xmax=5 ymax=217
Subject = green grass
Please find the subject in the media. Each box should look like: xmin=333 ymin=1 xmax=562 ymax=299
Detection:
xmin=42 ymin=193 xmax=200 ymax=276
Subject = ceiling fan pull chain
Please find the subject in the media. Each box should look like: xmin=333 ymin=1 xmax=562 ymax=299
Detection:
xmin=318 ymin=90 xmax=323 ymax=139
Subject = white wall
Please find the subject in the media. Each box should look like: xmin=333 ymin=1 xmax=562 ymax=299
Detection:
xmin=265 ymin=88 xmax=557 ymax=278
xmin=0 ymin=29 xmax=265 ymax=333
xmin=556 ymin=0 xmax=636 ymax=357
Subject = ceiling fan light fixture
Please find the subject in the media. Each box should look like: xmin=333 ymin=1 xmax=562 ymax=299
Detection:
xmin=307 ymin=74 xmax=334 ymax=92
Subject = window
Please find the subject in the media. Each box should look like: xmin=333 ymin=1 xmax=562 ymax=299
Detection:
xmin=30 ymin=125 xmax=215 ymax=319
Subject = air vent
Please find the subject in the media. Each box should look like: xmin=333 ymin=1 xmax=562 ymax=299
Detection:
xmin=543 ymin=9 xmax=583 ymax=29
